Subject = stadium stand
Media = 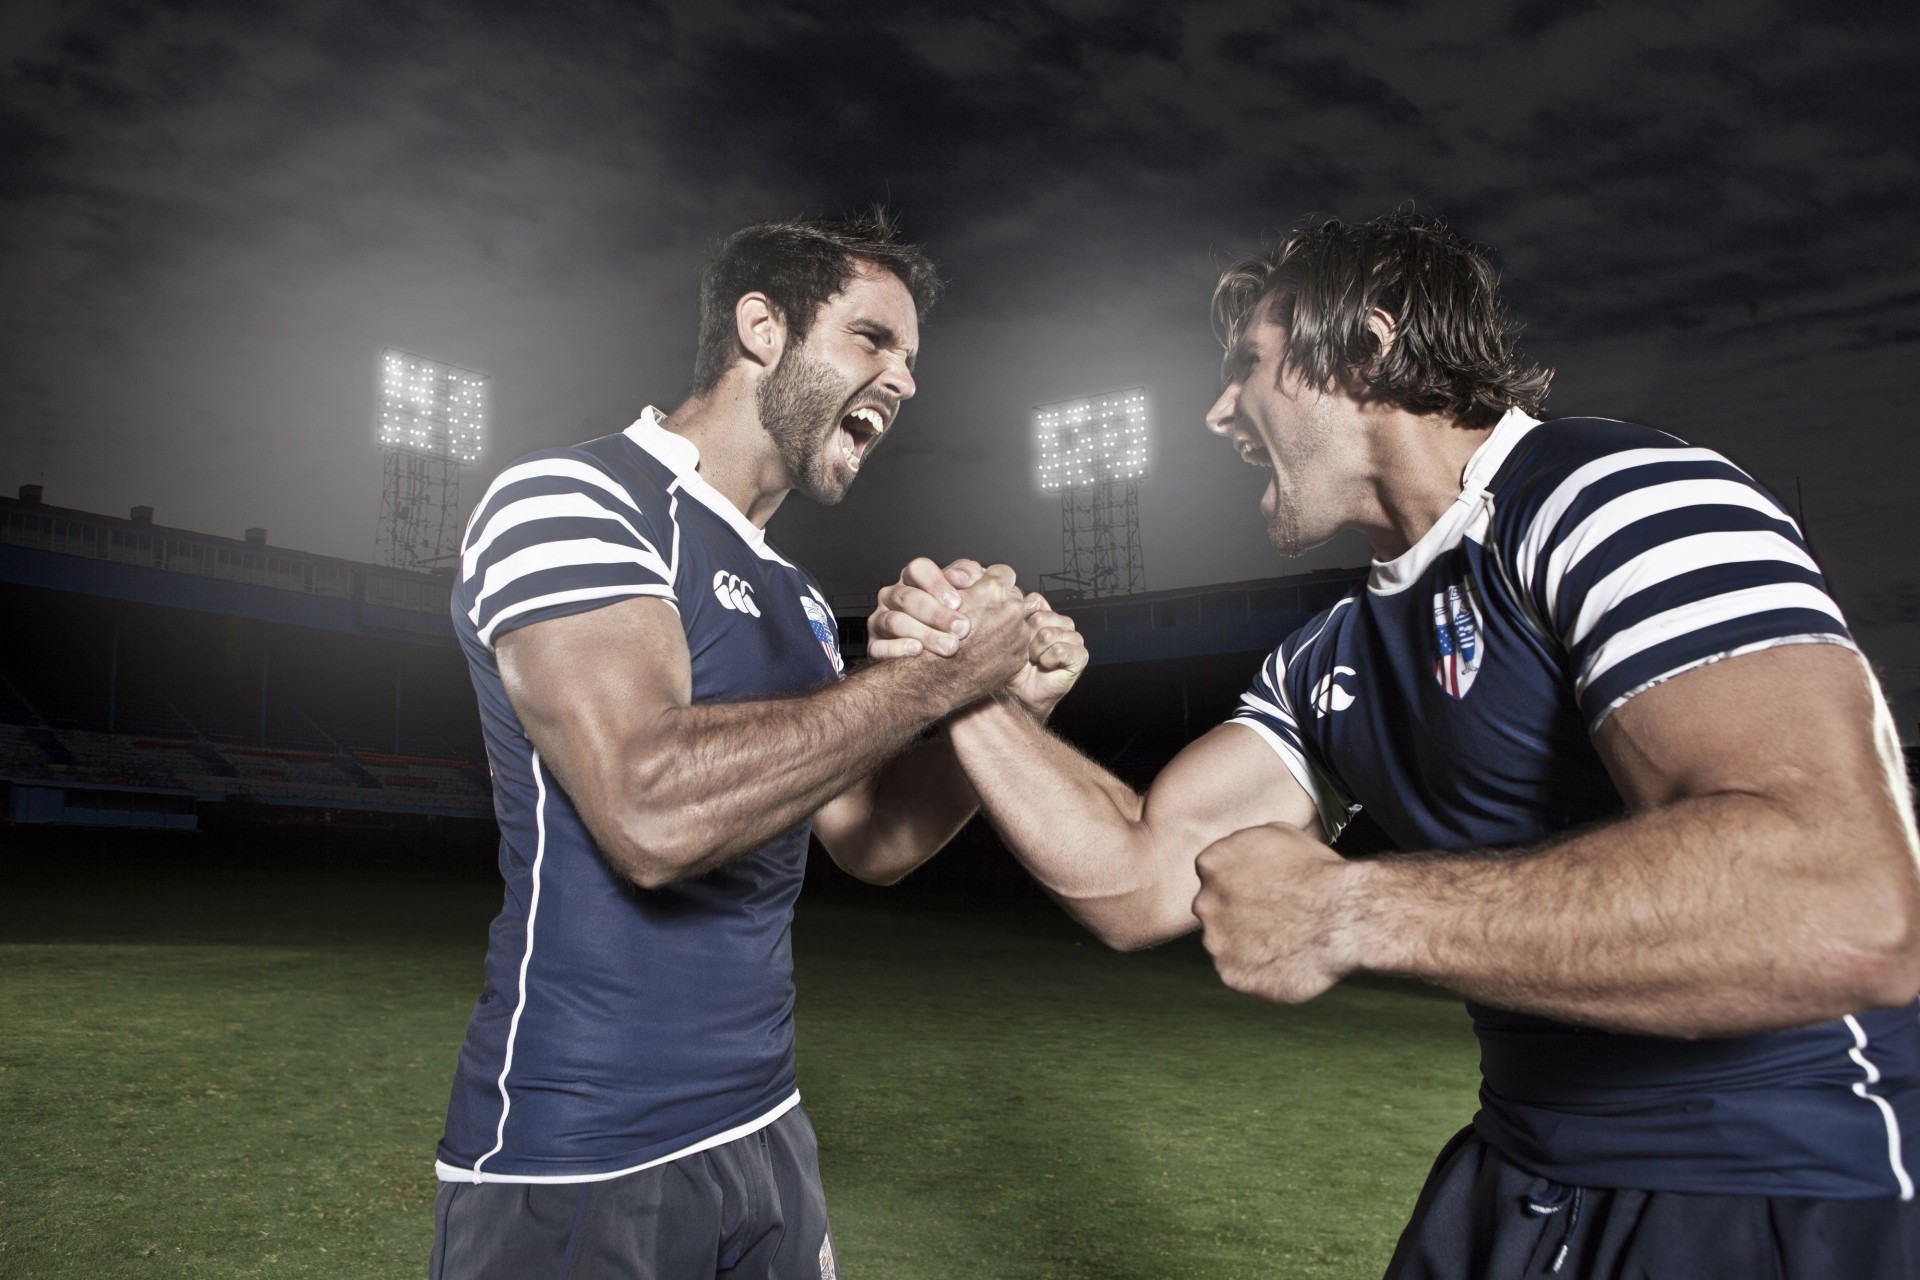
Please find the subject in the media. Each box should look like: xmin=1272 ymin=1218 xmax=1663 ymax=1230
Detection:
xmin=0 ymin=488 xmax=490 ymax=830
xmin=7 ymin=486 xmax=1908 ymax=878
xmin=0 ymin=485 xmax=1391 ymax=848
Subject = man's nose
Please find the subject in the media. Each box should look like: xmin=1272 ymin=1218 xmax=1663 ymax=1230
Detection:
xmin=1203 ymin=385 xmax=1237 ymax=437
xmin=880 ymin=357 xmax=916 ymax=403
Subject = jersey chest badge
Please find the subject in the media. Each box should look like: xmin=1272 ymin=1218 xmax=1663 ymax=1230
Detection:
xmin=799 ymin=591 xmax=845 ymax=675
xmin=1431 ymin=569 xmax=1485 ymax=699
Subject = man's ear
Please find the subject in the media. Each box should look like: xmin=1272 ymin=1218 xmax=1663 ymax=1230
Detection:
xmin=734 ymin=292 xmax=787 ymax=372
xmin=1365 ymin=307 xmax=1397 ymax=357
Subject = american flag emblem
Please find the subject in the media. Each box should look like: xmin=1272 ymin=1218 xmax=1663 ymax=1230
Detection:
xmin=800 ymin=593 xmax=845 ymax=675
xmin=1431 ymin=574 xmax=1484 ymax=699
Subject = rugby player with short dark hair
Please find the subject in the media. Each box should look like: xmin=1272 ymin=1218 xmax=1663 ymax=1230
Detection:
xmin=431 ymin=213 xmax=1078 ymax=1279
xmin=878 ymin=213 xmax=1920 ymax=1276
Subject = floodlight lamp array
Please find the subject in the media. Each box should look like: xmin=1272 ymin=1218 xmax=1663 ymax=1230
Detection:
xmin=1034 ymin=389 xmax=1148 ymax=491
xmin=378 ymin=348 xmax=488 ymax=463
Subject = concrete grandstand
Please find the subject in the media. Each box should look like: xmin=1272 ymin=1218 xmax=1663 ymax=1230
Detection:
xmin=0 ymin=485 xmax=491 ymax=830
xmin=0 ymin=481 xmax=1376 ymax=838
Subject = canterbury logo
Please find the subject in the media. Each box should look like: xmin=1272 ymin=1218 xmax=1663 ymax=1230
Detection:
xmin=712 ymin=570 xmax=761 ymax=617
xmin=1311 ymin=666 xmax=1358 ymax=717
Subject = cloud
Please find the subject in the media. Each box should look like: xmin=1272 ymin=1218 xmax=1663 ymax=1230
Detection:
xmin=0 ymin=0 xmax=1912 ymax=660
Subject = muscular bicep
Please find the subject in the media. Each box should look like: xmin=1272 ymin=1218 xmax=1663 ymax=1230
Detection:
xmin=1593 ymin=641 xmax=1902 ymax=820
xmin=495 ymin=596 xmax=691 ymax=835
xmin=1061 ymin=722 xmax=1322 ymax=948
xmin=1144 ymin=722 xmax=1324 ymax=844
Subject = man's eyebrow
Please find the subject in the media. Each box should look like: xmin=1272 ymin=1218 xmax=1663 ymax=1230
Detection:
xmin=1223 ymin=333 xmax=1259 ymax=379
xmin=851 ymin=319 xmax=917 ymax=370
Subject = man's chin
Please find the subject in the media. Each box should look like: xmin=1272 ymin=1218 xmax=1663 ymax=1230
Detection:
xmin=798 ymin=469 xmax=853 ymax=506
xmin=1266 ymin=519 xmax=1332 ymax=559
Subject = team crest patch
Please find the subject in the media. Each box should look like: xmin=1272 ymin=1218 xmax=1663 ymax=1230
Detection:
xmin=800 ymin=592 xmax=845 ymax=675
xmin=1431 ymin=570 xmax=1484 ymax=699
xmin=818 ymin=1232 xmax=838 ymax=1280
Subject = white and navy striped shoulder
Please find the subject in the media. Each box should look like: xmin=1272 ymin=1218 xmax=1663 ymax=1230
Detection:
xmin=1486 ymin=415 xmax=1851 ymax=728
xmin=1226 ymin=599 xmax=1363 ymax=843
xmin=458 ymin=418 xmax=680 ymax=650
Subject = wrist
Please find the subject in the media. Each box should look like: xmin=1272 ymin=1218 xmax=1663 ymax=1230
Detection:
xmin=1328 ymin=856 xmax=1382 ymax=977
xmin=947 ymin=692 xmax=1039 ymax=753
xmin=995 ymin=687 xmax=1050 ymax=725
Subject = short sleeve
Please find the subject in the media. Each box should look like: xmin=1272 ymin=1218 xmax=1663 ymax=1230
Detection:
xmin=457 ymin=453 xmax=677 ymax=650
xmin=1225 ymin=643 xmax=1357 ymax=842
xmin=1506 ymin=441 xmax=1854 ymax=729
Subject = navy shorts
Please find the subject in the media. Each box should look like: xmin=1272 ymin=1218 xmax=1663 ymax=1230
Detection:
xmin=1386 ymin=1125 xmax=1920 ymax=1279
xmin=430 ymin=1104 xmax=837 ymax=1280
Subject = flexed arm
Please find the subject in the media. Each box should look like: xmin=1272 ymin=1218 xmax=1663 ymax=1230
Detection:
xmin=498 ymin=566 xmax=1031 ymax=889
xmin=1193 ymin=643 xmax=1920 ymax=1036
xmin=867 ymin=560 xmax=1323 ymax=948
xmin=948 ymin=699 xmax=1323 ymax=950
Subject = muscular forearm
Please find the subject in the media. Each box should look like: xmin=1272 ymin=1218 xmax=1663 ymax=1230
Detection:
xmin=598 ymin=656 xmax=993 ymax=886
xmin=1346 ymin=791 xmax=1920 ymax=1037
xmin=949 ymin=697 xmax=1197 ymax=948
xmin=822 ymin=726 xmax=979 ymax=885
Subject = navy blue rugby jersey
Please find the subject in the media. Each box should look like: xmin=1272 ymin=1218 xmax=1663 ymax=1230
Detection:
xmin=1230 ymin=409 xmax=1919 ymax=1199
xmin=436 ymin=407 xmax=847 ymax=1184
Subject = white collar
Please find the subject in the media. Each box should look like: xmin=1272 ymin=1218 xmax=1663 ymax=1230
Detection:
xmin=1368 ymin=407 xmax=1541 ymax=594
xmin=620 ymin=406 xmax=788 ymax=563
xmin=1459 ymin=406 xmax=1542 ymax=498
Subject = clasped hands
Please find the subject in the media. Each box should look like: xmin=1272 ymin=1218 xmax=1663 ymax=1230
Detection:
xmin=866 ymin=556 xmax=1088 ymax=719
xmin=869 ymin=556 xmax=1362 ymax=1008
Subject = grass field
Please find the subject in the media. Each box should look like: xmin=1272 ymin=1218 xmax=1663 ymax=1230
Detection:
xmin=0 ymin=833 xmax=1480 ymax=1278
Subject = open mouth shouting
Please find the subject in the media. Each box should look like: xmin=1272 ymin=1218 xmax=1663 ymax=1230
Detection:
xmin=1234 ymin=436 xmax=1272 ymax=467
xmin=837 ymin=404 xmax=889 ymax=473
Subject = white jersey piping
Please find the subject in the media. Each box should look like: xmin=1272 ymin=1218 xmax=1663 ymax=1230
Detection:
xmin=469 ymin=748 xmax=554 ymax=1181
xmin=666 ymin=483 xmax=684 ymax=589
xmin=1844 ymin=1014 xmax=1914 ymax=1200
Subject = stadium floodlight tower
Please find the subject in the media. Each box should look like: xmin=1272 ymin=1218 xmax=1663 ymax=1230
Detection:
xmin=1034 ymin=387 xmax=1147 ymax=600
xmin=375 ymin=347 xmax=488 ymax=571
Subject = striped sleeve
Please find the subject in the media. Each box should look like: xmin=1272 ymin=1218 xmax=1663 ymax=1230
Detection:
xmin=459 ymin=453 xmax=676 ymax=649
xmin=1226 ymin=643 xmax=1356 ymax=842
xmin=1507 ymin=442 xmax=1854 ymax=728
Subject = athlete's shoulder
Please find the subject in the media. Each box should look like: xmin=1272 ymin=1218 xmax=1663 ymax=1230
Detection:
xmin=467 ymin=434 xmax=672 ymax=544
xmin=1491 ymin=417 xmax=1694 ymax=496
xmin=1277 ymin=588 xmax=1364 ymax=667
xmin=490 ymin=432 xmax=666 ymax=503
xmin=1483 ymin=416 xmax=1767 ymax=553
xmin=456 ymin=432 xmax=681 ymax=649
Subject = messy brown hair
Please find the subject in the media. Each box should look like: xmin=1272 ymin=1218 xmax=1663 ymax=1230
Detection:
xmin=691 ymin=211 xmax=942 ymax=397
xmin=1212 ymin=213 xmax=1551 ymax=427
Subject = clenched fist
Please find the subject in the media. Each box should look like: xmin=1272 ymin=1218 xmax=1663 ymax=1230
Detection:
xmin=1004 ymin=593 xmax=1087 ymax=720
xmin=1193 ymin=822 xmax=1366 ymax=1005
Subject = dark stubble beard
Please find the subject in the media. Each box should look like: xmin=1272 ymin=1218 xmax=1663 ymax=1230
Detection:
xmin=757 ymin=344 xmax=853 ymax=505
xmin=1263 ymin=393 xmax=1342 ymax=558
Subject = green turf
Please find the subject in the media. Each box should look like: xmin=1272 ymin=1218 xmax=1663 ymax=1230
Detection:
xmin=0 ymin=840 xmax=1480 ymax=1278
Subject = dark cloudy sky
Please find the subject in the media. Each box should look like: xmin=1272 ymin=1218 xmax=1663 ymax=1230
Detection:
xmin=3 ymin=0 xmax=1917 ymax=731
